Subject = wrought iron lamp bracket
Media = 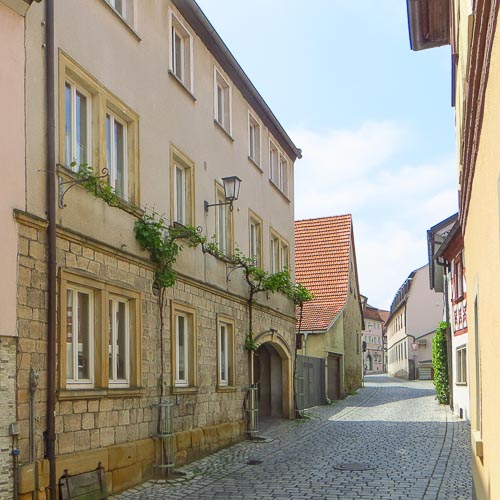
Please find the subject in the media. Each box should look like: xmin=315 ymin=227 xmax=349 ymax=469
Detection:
xmin=204 ymin=199 xmax=234 ymax=213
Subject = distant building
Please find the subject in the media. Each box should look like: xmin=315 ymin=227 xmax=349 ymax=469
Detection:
xmin=362 ymin=305 xmax=389 ymax=373
xmin=386 ymin=265 xmax=444 ymax=380
xmin=295 ymin=215 xmax=364 ymax=404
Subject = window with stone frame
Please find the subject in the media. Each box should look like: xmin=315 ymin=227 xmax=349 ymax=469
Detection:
xmin=270 ymin=228 xmax=290 ymax=273
xmin=456 ymin=345 xmax=467 ymax=385
xmin=171 ymin=302 xmax=197 ymax=390
xmin=170 ymin=146 xmax=194 ymax=226
xmin=215 ymin=183 xmax=232 ymax=255
xmin=59 ymin=270 xmax=141 ymax=392
xmin=169 ymin=9 xmax=193 ymax=92
xmin=59 ymin=53 xmax=140 ymax=204
xmin=249 ymin=211 xmax=263 ymax=267
xmin=217 ymin=316 xmax=235 ymax=388
xmin=214 ymin=68 xmax=232 ymax=135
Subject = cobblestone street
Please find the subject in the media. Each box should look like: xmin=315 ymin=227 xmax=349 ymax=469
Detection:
xmin=112 ymin=375 xmax=472 ymax=500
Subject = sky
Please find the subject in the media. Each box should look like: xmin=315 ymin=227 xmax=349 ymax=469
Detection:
xmin=196 ymin=0 xmax=458 ymax=310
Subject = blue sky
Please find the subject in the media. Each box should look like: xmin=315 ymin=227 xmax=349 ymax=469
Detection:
xmin=197 ymin=0 xmax=458 ymax=309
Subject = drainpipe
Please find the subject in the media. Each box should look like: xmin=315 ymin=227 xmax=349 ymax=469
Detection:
xmin=45 ymin=0 xmax=57 ymax=498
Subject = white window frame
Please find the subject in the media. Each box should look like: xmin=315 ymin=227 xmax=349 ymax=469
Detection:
xmin=270 ymin=234 xmax=279 ymax=273
xmin=214 ymin=68 xmax=232 ymax=134
xmin=249 ymin=215 xmax=262 ymax=267
xmin=108 ymin=296 xmax=130 ymax=387
xmin=457 ymin=345 xmax=467 ymax=385
xmin=106 ymin=0 xmax=135 ymax=26
xmin=269 ymin=141 xmax=279 ymax=185
xmin=218 ymin=323 xmax=229 ymax=386
xmin=169 ymin=10 xmax=194 ymax=92
xmin=216 ymin=184 xmax=231 ymax=255
xmin=106 ymin=112 xmax=128 ymax=201
xmin=279 ymin=154 xmax=289 ymax=195
xmin=173 ymin=163 xmax=187 ymax=225
xmin=66 ymin=285 xmax=95 ymax=388
xmin=65 ymin=80 xmax=92 ymax=170
xmin=175 ymin=313 xmax=189 ymax=387
xmin=248 ymin=113 xmax=261 ymax=165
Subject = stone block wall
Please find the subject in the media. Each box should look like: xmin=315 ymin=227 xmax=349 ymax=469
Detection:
xmin=0 ymin=336 xmax=16 ymax=500
xmin=15 ymin=213 xmax=296 ymax=495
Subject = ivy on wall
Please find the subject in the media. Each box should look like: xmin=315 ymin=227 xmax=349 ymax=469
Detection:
xmin=432 ymin=321 xmax=449 ymax=404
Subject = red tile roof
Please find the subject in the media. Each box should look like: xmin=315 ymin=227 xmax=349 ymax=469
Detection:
xmin=295 ymin=215 xmax=353 ymax=331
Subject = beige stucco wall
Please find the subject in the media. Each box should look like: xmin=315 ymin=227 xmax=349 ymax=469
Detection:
xmin=24 ymin=1 xmax=296 ymax=308
xmin=0 ymin=1 xmax=25 ymax=337
xmin=461 ymin=15 xmax=500 ymax=498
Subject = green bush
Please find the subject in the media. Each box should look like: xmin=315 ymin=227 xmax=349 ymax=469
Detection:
xmin=432 ymin=321 xmax=449 ymax=404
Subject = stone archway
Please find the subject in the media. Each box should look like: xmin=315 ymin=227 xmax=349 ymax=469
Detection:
xmin=253 ymin=332 xmax=293 ymax=419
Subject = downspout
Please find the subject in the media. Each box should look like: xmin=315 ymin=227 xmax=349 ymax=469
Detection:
xmin=45 ymin=0 xmax=57 ymax=498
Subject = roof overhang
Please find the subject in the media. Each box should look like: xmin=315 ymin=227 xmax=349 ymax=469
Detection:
xmin=406 ymin=0 xmax=450 ymax=51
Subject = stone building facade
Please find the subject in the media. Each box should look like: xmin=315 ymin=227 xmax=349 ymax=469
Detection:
xmin=10 ymin=0 xmax=301 ymax=497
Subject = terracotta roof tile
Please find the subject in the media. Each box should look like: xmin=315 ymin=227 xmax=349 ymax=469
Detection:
xmin=295 ymin=215 xmax=353 ymax=331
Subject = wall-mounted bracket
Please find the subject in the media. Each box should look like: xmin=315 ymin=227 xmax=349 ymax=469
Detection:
xmin=58 ymin=168 xmax=109 ymax=208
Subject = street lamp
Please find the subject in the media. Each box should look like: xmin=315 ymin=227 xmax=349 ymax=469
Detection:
xmin=204 ymin=176 xmax=242 ymax=212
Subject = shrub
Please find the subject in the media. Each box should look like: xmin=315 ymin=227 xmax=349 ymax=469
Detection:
xmin=432 ymin=321 xmax=449 ymax=404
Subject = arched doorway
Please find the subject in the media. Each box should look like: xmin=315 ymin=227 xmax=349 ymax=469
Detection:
xmin=253 ymin=334 xmax=292 ymax=419
xmin=366 ymin=354 xmax=373 ymax=372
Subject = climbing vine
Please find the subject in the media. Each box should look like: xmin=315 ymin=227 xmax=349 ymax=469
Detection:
xmin=432 ymin=321 xmax=449 ymax=404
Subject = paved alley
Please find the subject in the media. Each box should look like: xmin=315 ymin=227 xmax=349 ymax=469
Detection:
xmin=112 ymin=375 xmax=472 ymax=500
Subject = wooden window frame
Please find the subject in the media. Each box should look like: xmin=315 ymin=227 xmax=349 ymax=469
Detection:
xmin=214 ymin=68 xmax=232 ymax=135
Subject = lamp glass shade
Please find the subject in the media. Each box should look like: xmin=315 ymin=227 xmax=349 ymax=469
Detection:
xmin=222 ymin=176 xmax=241 ymax=202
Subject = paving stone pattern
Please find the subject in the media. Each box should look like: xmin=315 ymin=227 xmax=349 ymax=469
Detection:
xmin=111 ymin=375 xmax=472 ymax=499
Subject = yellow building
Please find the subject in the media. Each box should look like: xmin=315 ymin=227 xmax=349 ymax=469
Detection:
xmin=407 ymin=0 xmax=500 ymax=497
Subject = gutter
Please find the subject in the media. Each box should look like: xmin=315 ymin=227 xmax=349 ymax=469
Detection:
xmin=45 ymin=0 xmax=57 ymax=497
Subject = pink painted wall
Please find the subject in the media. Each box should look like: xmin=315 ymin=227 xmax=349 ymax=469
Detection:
xmin=0 ymin=2 xmax=25 ymax=336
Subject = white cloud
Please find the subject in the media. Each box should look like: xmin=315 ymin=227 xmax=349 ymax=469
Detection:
xmin=292 ymin=122 xmax=458 ymax=309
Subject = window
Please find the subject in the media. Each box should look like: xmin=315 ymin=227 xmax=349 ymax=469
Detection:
xmin=217 ymin=317 xmax=234 ymax=387
xmin=270 ymin=229 xmax=290 ymax=273
xmin=269 ymin=142 xmax=278 ymax=185
xmin=249 ymin=212 xmax=263 ymax=267
xmin=60 ymin=271 xmax=141 ymax=391
xmin=214 ymin=68 xmax=231 ymax=134
xmin=170 ymin=146 xmax=194 ymax=226
xmin=108 ymin=296 xmax=130 ymax=386
xmin=216 ymin=184 xmax=232 ymax=255
xmin=172 ymin=303 xmax=197 ymax=389
xmin=169 ymin=10 xmax=193 ymax=91
xmin=248 ymin=113 xmax=261 ymax=165
xmin=66 ymin=286 xmax=94 ymax=387
xmin=279 ymin=154 xmax=289 ymax=195
xmin=106 ymin=113 xmax=128 ymax=200
xmin=60 ymin=54 xmax=139 ymax=203
xmin=457 ymin=346 xmax=467 ymax=385
xmin=65 ymin=81 xmax=91 ymax=169
xmin=106 ymin=0 xmax=135 ymax=26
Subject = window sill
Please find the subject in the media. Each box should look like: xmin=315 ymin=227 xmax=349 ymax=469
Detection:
xmin=456 ymin=382 xmax=468 ymax=386
xmin=168 ymin=70 xmax=196 ymax=101
xmin=216 ymin=385 xmax=238 ymax=393
xmin=214 ymin=119 xmax=234 ymax=142
xmin=248 ymin=156 xmax=263 ymax=172
xmin=171 ymin=386 xmax=199 ymax=395
xmin=269 ymin=179 xmax=290 ymax=202
xmin=101 ymin=1 xmax=142 ymax=41
xmin=472 ymin=430 xmax=483 ymax=458
xmin=57 ymin=387 xmax=144 ymax=400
